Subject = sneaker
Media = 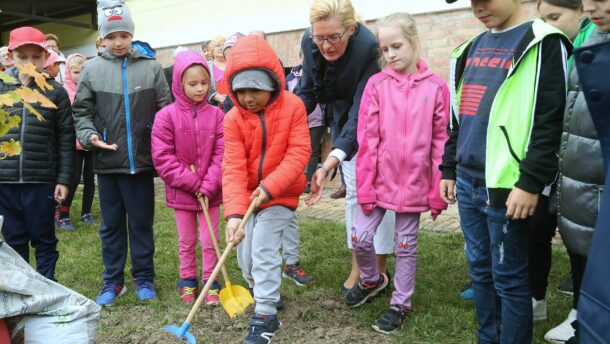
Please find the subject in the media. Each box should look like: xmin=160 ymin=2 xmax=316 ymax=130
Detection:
xmin=96 ymin=281 xmax=126 ymax=306
xmin=56 ymin=218 xmax=76 ymax=231
xmin=282 ymin=262 xmax=313 ymax=286
xmin=557 ymin=273 xmax=574 ymax=296
xmin=243 ymin=313 xmax=281 ymax=344
xmin=80 ymin=213 xmax=98 ymax=225
xmin=248 ymin=288 xmax=284 ymax=311
xmin=135 ymin=279 xmax=157 ymax=301
xmin=545 ymin=309 xmax=577 ymax=343
xmin=205 ymin=281 xmax=221 ymax=306
xmin=372 ymin=306 xmax=409 ymax=335
xmin=178 ymin=279 xmax=198 ymax=304
xmin=459 ymin=283 xmax=474 ymax=301
xmin=345 ymin=273 xmax=388 ymax=308
xmin=533 ymin=297 xmax=547 ymax=321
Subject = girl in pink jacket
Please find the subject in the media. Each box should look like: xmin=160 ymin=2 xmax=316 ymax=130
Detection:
xmin=345 ymin=13 xmax=449 ymax=334
xmin=152 ymin=51 xmax=224 ymax=305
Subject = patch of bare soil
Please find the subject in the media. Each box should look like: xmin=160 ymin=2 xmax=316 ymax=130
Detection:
xmin=96 ymin=290 xmax=395 ymax=344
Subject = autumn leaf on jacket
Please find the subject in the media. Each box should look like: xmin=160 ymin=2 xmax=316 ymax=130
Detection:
xmin=14 ymin=87 xmax=57 ymax=109
xmin=0 ymin=139 xmax=21 ymax=159
xmin=0 ymin=71 xmax=16 ymax=84
xmin=17 ymin=64 xmax=53 ymax=92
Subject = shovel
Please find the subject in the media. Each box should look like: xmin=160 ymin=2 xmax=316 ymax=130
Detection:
xmin=164 ymin=197 xmax=258 ymax=344
xmin=198 ymin=195 xmax=254 ymax=318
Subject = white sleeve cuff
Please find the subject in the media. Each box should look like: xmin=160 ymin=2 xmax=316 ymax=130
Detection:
xmin=329 ymin=149 xmax=347 ymax=164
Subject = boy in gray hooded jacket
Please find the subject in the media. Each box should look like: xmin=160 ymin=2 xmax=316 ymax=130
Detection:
xmin=73 ymin=0 xmax=171 ymax=306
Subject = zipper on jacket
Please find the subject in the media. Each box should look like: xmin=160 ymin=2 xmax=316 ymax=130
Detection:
xmin=18 ymin=106 xmax=27 ymax=182
xmin=194 ymin=105 xmax=201 ymax=171
xmin=122 ymin=58 xmax=136 ymax=174
xmin=258 ymin=111 xmax=267 ymax=183
xmin=499 ymin=125 xmax=522 ymax=163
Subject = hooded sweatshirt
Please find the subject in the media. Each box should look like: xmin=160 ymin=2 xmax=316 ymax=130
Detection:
xmin=63 ymin=53 xmax=87 ymax=104
xmin=357 ymin=61 xmax=449 ymax=213
xmin=151 ymin=51 xmax=224 ymax=211
xmin=222 ymin=35 xmax=311 ymax=219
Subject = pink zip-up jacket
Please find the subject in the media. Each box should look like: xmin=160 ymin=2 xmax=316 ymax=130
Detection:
xmin=152 ymin=51 xmax=224 ymax=211
xmin=356 ymin=60 xmax=449 ymax=213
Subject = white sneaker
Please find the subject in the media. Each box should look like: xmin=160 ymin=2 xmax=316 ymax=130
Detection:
xmin=533 ymin=297 xmax=547 ymax=321
xmin=544 ymin=309 xmax=577 ymax=343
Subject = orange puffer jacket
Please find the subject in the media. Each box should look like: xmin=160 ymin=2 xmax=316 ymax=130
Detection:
xmin=222 ymin=35 xmax=311 ymax=219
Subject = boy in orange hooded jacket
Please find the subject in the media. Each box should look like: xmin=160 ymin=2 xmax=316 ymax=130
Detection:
xmin=222 ymin=35 xmax=311 ymax=343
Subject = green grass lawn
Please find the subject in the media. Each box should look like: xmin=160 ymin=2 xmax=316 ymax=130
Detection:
xmin=51 ymin=193 xmax=572 ymax=343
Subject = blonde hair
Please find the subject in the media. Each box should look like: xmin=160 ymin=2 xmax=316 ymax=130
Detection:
xmin=376 ymin=12 xmax=421 ymax=68
xmin=309 ymin=0 xmax=357 ymax=29
xmin=95 ymin=37 xmax=104 ymax=49
xmin=68 ymin=55 xmax=87 ymax=71
xmin=209 ymin=36 xmax=226 ymax=50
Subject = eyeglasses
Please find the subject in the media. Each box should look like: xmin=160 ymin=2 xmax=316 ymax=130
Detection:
xmin=310 ymin=31 xmax=347 ymax=45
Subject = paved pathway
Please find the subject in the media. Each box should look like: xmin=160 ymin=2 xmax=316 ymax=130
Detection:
xmin=297 ymin=188 xmax=462 ymax=234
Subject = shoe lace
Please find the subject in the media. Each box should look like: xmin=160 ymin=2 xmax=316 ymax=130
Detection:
xmin=181 ymin=287 xmax=196 ymax=296
xmin=293 ymin=266 xmax=306 ymax=276
xmin=101 ymin=282 xmax=118 ymax=294
xmin=136 ymin=280 xmax=153 ymax=290
xmin=207 ymin=289 xmax=219 ymax=297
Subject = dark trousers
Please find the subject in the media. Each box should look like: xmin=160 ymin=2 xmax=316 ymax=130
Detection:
xmin=569 ymin=252 xmax=587 ymax=309
xmin=527 ymin=195 xmax=557 ymax=300
xmin=97 ymin=172 xmax=155 ymax=283
xmin=0 ymin=184 xmax=58 ymax=281
xmin=64 ymin=150 xmax=95 ymax=215
xmin=306 ymin=126 xmax=325 ymax=183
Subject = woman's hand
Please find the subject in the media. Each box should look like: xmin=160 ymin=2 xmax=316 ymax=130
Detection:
xmin=306 ymin=168 xmax=327 ymax=206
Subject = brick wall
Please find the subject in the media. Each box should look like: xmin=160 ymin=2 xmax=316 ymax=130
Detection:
xmin=155 ymin=1 xmax=539 ymax=188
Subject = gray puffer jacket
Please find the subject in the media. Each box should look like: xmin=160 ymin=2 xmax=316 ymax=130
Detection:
xmin=556 ymin=30 xmax=610 ymax=257
xmin=73 ymin=48 xmax=171 ymax=174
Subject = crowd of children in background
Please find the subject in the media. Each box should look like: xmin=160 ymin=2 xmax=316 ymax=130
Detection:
xmin=0 ymin=0 xmax=609 ymax=343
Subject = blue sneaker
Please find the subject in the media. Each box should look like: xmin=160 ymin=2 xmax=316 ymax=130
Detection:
xmin=459 ymin=284 xmax=474 ymax=301
xmin=135 ymin=279 xmax=157 ymax=301
xmin=96 ymin=281 xmax=126 ymax=306
xmin=243 ymin=313 xmax=281 ymax=344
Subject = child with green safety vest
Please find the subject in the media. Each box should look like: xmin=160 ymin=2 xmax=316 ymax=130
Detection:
xmin=440 ymin=0 xmax=571 ymax=343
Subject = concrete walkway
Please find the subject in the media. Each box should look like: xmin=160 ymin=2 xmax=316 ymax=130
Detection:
xmin=297 ymin=188 xmax=462 ymax=234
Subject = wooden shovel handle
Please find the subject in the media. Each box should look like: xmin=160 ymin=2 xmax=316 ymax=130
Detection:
xmin=183 ymin=195 xmax=258 ymax=325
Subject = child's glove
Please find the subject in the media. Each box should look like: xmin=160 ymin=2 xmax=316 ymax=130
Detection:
xmin=431 ymin=208 xmax=442 ymax=221
xmin=361 ymin=203 xmax=376 ymax=215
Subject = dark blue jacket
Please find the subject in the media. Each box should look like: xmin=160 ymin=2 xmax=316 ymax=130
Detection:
xmin=296 ymin=23 xmax=379 ymax=160
xmin=575 ymin=38 xmax=610 ymax=344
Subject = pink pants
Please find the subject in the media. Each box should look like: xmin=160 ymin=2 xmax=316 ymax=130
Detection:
xmin=352 ymin=207 xmax=420 ymax=310
xmin=175 ymin=206 xmax=220 ymax=282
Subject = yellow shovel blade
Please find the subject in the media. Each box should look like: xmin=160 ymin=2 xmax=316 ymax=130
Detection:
xmin=219 ymin=283 xmax=254 ymax=318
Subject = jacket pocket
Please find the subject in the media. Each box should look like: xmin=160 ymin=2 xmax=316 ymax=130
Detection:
xmin=499 ymin=125 xmax=521 ymax=164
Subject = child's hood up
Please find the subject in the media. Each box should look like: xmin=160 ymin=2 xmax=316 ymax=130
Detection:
xmin=224 ymin=35 xmax=286 ymax=113
xmin=172 ymin=50 xmax=211 ymax=110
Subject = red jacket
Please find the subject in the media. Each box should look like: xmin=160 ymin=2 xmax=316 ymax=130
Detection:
xmin=222 ymin=36 xmax=311 ymax=219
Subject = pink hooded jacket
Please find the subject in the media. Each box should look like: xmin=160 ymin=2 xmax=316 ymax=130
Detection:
xmin=152 ymin=51 xmax=224 ymax=211
xmin=356 ymin=60 xmax=449 ymax=213
xmin=63 ymin=53 xmax=86 ymax=104
xmin=63 ymin=53 xmax=86 ymax=150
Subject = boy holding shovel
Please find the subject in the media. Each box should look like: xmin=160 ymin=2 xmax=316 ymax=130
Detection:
xmin=222 ymin=35 xmax=311 ymax=344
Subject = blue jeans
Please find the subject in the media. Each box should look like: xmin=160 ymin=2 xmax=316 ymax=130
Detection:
xmin=456 ymin=173 xmax=532 ymax=344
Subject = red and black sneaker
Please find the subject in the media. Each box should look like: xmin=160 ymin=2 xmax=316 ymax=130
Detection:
xmin=372 ymin=306 xmax=409 ymax=335
xmin=282 ymin=261 xmax=313 ymax=286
